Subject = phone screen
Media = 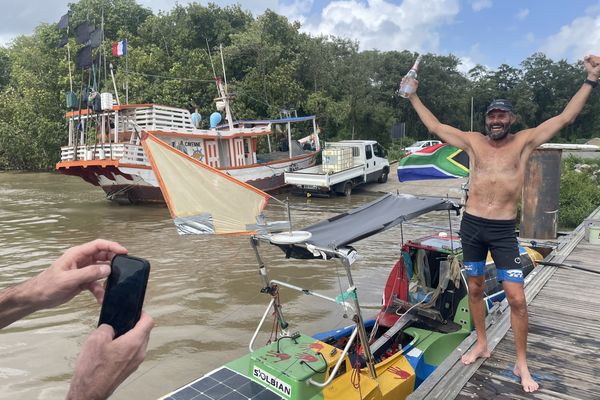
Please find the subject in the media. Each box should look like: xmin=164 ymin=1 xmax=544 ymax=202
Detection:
xmin=98 ymin=255 xmax=150 ymax=338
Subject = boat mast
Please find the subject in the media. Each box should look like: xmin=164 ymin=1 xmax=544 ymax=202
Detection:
xmin=215 ymin=78 xmax=234 ymax=130
xmin=217 ymin=45 xmax=235 ymax=130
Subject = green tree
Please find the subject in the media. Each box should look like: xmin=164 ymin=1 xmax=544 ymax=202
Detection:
xmin=0 ymin=24 xmax=66 ymax=169
xmin=0 ymin=48 xmax=10 ymax=91
xmin=1 ymin=0 xmax=600 ymax=170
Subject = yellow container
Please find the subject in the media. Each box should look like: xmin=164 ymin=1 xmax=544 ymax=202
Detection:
xmin=589 ymin=225 xmax=600 ymax=244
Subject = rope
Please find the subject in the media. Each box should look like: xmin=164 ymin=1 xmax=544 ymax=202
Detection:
xmin=333 ymin=261 xmax=352 ymax=318
xmin=128 ymin=71 xmax=215 ymax=83
xmin=351 ymin=357 xmax=362 ymax=389
xmin=268 ymin=288 xmax=282 ymax=344
xmin=413 ymin=254 xmax=462 ymax=310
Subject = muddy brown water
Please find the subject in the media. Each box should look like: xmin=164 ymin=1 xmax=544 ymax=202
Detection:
xmin=0 ymin=172 xmax=460 ymax=399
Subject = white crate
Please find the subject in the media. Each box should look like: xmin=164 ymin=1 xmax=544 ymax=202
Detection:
xmin=100 ymin=93 xmax=114 ymax=110
xmin=322 ymin=146 xmax=353 ymax=173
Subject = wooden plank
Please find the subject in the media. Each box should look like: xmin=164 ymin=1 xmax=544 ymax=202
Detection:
xmin=461 ymin=260 xmax=600 ymax=399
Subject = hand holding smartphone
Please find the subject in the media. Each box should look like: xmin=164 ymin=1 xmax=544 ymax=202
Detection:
xmin=98 ymin=255 xmax=151 ymax=338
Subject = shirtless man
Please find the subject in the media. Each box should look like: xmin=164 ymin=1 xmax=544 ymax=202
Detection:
xmin=402 ymin=55 xmax=600 ymax=392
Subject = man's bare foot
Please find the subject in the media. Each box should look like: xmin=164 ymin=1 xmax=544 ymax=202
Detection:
xmin=513 ymin=364 xmax=539 ymax=392
xmin=461 ymin=345 xmax=491 ymax=365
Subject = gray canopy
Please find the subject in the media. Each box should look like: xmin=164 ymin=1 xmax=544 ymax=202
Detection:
xmin=273 ymin=193 xmax=461 ymax=259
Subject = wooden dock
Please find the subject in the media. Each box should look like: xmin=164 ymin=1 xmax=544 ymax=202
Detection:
xmin=409 ymin=205 xmax=600 ymax=400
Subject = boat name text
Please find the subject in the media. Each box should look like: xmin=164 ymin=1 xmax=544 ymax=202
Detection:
xmin=252 ymin=366 xmax=292 ymax=397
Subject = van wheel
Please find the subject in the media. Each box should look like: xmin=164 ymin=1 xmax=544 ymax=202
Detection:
xmin=378 ymin=170 xmax=388 ymax=183
xmin=342 ymin=182 xmax=352 ymax=196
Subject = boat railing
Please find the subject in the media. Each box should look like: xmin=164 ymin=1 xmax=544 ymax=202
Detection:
xmin=131 ymin=105 xmax=271 ymax=137
xmin=121 ymin=143 xmax=149 ymax=164
xmin=248 ymin=279 xmax=355 ymax=353
xmin=132 ymin=105 xmax=196 ymax=134
xmin=307 ymin=326 xmax=358 ymax=388
xmin=59 ymin=143 xmax=147 ymax=164
xmin=66 ymin=105 xmax=275 ymax=151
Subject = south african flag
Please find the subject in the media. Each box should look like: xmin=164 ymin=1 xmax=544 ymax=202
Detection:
xmin=398 ymin=143 xmax=469 ymax=181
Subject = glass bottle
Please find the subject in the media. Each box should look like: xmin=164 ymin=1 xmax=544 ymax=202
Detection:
xmin=399 ymin=54 xmax=423 ymax=98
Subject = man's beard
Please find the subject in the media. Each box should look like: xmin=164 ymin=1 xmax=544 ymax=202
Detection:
xmin=485 ymin=123 xmax=511 ymax=140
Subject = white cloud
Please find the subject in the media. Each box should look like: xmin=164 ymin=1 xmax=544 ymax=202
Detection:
xmin=515 ymin=8 xmax=529 ymax=20
xmin=539 ymin=14 xmax=600 ymax=61
xmin=275 ymin=0 xmax=314 ymax=26
xmin=0 ymin=34 xmax=14 ymax=48
xmin=470 ymin=0 xmax=492 ymax=12
xmin=302 ymin=0 xmax=460 ymax=53
xmin=457 ymin=56 xmax=477 ymax=74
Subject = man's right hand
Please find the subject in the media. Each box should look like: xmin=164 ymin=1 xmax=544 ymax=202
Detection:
xmin=67 ymin=312 xmax=154 ymax=400
xmin=400 ymin=75 xmax=419 ymax=98
xmin=30 ymin=239 xmax=128 ymax=308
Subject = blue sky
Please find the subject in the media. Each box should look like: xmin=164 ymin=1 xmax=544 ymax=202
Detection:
xmin=1 ymin=0 xmax=599 ymax=72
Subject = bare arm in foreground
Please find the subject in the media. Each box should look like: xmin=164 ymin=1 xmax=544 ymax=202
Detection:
xmin=0 ymin=239 xmax=154 ymax=400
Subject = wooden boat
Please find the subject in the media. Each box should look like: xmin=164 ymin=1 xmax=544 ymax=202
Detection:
xmin=56 ymin=79 xmax=320 ymax=204
xmin=158 ymin=194 xmax=542 ymax=400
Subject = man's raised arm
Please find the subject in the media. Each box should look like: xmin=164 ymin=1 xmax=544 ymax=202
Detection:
xmin=526 ymin=55 xmax=600 ymax=149
xmin=403 ymin=78 xmax=471 ymax=151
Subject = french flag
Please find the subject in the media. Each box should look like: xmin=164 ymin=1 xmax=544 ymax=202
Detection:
xmin=112 ymin=39 xmax=127 ymax=57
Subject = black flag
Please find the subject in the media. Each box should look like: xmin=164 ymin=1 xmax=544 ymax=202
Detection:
xmin=74 ymin=22 xmax=94 ymax=44
xmin=57 ymin=12 xmax=70 ymax=30
xmin=89 ymin=28 xmax=102 ymax=48
xmin=76 ymin=46 xmax=93 ymax=69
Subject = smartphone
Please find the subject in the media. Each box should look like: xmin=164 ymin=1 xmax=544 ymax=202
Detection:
xmin=98 ymin=254 xmax=151 ymax=338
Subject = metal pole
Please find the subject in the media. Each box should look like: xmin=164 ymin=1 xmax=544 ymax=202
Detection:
xmin=287 ymin=121 xmax=292 ymax=159
xmin=67 ymin=43 xmax=73 ymax=92
xmin=250 ymin=237 xmax=288 ymax=330
xmin=470 ymin=96 xmax=474 ymax=131
xmin=286 ymin=198 xmax=293 ymax=233
xmin=448 ymin=207 xmax=455 ymax=252
xmin=340 ymin=256 xmax=377 ymax=379
xmin=114 ymin=111 xmax=119 ymax=143
xmin=125 ymin=39 xmax=129 ymax=104
xmin=312 ymin=118 xmax=320 ymax=150
xmin=220 ymin=44 xmax=228 ymax=89
xmin=109 ymin=63 xmax=120 ymax=105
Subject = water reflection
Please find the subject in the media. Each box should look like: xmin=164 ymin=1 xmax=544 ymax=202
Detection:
xmin=0 ymin=172 xmax=460 ymax=399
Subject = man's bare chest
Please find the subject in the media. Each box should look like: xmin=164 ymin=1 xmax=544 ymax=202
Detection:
xmin=469 ymin=144 xmax=524 ymax=176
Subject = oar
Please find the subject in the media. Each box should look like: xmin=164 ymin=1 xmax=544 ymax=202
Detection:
xmin=536 ymin=260 xmax=600 ymax=275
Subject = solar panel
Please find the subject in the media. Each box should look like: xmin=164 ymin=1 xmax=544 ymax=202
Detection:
xmin=161 ymin=367 xmax=285 ymax=400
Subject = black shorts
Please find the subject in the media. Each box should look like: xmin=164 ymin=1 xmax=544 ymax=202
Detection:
xmin=460 ymin=212 xmax=524 ymax=283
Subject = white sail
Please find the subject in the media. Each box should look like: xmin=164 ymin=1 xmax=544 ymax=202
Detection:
xmin=143 ymin=133 xmax=270 ymax=235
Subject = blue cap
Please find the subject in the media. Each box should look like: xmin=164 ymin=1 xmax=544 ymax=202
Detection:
xmin=486 ymin=99 xmax=513 ymax=114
